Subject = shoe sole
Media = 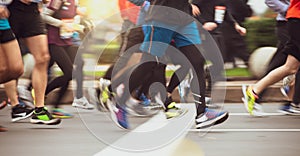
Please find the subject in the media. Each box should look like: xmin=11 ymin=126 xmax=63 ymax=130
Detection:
xmin=277 ymin=109 xmax=297 ymax=115
xmin=30 ymin=118 xmax=61 ymax=125
xmin=11 ymin=111 xmax=34 ymax=122
xmin=72 ymin=104 xmax=94 ymax=110
xmin=195 ymin=112 xmax=229 ymax=129
xmin=166 ymin=108 xmax=189 ymax=120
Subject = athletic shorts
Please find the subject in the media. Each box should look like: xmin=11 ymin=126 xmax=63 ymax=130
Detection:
xmin=8 ymin=1 xmax=46 ymax=38
xmin=284 ymin=18 xmax=300 ymax=61
xmin=0 ymin=29 xmax=16 ymax=44
xmin=140 ymin=21 xmax=201 ymax=57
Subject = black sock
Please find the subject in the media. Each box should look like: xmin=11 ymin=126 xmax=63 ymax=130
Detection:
xmin=35 ymin=107 xmax=44 ymax=113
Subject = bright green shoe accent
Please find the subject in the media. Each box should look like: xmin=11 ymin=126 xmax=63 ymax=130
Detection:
xmin=165 ymin=111 xmax=180 ymax=119
xmin=246 ymin=86 xmax=257 ymax=115
xmin=101 ymin=87 xmax=110 ymax=104
xmin=167 ymin=102 xmax=176 ymax=109
xmin=37 ymin=114 xmax=50 ymax=121
xmin=165 ymin=107 xmax=188 ymax=119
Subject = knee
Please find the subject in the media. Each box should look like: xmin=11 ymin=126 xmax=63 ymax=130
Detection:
xmin=11 ymin=63 xmax=24 ymax=78
xmin=2 ymin=63 xmax=24 ymax=81
xmin=0 ymin=65 xmax=8 ymax=74
xmin=34 ymin=51 xmax=50 ymax=66
xmin=283 ymin=64 xmax=299 ymax=75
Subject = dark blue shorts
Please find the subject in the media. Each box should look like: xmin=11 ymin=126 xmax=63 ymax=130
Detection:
xmin=140 ymin=21 xmax=201 ymax=57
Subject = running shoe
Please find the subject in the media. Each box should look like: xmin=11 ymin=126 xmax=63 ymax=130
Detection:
xmin=52 ymin=108 xmax=73 ymax=119
xmin=290 ymin=103 xmax=300 ymax=114
xmin=126 ymin=98 xmax=159 ymax=117
xmin=99 ymin=86 xmax=110 ymax=111
xmin=0 ymin=125 xmax=7 ymax=132
xmin=138 ymin=93 xmax=151 ymax=106
xmin=165 ymin=102 xmax=188 ymax=119
xmin=99 ymin=78 xmax=111 ymax=90
xmin=195 ymin=108 xmax=229 ymax=129
xmin=11 ymin=104 xmax=34 ymax=122
xmin=277 ymin=102 xmax=300 ymax=115
xmin=242 ymin=85 xmax=259 ymax=115
xmin=107 ymin=101 xmax=129 ymax=129
xmin=30 ymin=107 xmax=61 ymax=125
xmin=282 ymin=75 xmax=295 ymax=86
xmin=72 ymin=96 xmax=94 ymax=110
xmin=163 ymin=96 xmax=188 ymax=119
xmin=280 ymin=86 xmax=290 ymax=98
xmin=241 ymin=97 xmax=265 ymax=117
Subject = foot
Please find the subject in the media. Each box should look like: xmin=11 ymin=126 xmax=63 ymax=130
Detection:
xmin=126 ymin=98 xmax=159 ymax=117
xmin=195 ymin=108 xmax=229 ymax=129
xmin=280 ymin=86 xmax=290 ymax=98
xmin=11 ymin=104 xmax=34 ymax=122
xmin=242 ymin=85 xmax=259 ymax=115
xmin=98 ymin=86 xmax=111 ymax=111
xmin=30 ymin=107 xmax=61 ymax=125
xmin=72 ymin=97 xmax=94 ymax=110
xmin=107 ymin=102 xmax=129 ymax=129
xmin=289 ymin=103 xmax=300 ymax=115
xmin=165 ymin=101 xmax=188 ymax=119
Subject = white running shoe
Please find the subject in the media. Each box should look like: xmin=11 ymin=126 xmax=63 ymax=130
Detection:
xmin=72 ymin=96 xmax=94 ymax=110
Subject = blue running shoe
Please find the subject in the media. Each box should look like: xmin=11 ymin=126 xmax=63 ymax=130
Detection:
xmin=115 ymin=106 xmax=128 ymax=129
xmin=280 ymin=86 xmax=290 ymax=98
xmin=277 ymin=103 xmax=294 ymax=115
xmin=195 ymin=108 xmax=229 ymax=129
xmin=139 ymin=93 xmax=151 ymax=106
xmin=107 ymin=101 xmax=129 ymax=129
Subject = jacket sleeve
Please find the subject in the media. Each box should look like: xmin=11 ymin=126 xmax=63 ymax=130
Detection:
xmin=190 ymin=0 xmax=208 ymax=24
xmin=41 ymin=0 xmax=63 ymax=27
xmin=265 ymin=0 xmax=289 ymax=15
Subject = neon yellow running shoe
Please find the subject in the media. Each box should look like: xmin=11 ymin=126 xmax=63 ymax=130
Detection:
xmin=165 ymin=102 xmax=188 ymax=119
xmin=242 ymin=85 xmax=259 ymax=115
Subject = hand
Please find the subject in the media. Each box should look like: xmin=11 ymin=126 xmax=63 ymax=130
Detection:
xmin=203 ymin=22 xmax=217 ymax=31
xmin=61 ymin=22 xmax=75 ymax=32
xmin=0 ymin=6 xmax=9 ymax=19
xmin=235 ymin=23 xmax=247 ymax=36
xmin=191 ymin=4 xmax=200 ymax=16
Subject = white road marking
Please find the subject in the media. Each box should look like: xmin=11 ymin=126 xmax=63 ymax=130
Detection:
xmin=229 ymin=112 xmax=285 ymax=116
xmin=188 ymin=129 xmax=300 ymax=132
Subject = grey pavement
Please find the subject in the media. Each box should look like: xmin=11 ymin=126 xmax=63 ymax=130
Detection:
xmin=1 ymin=103 xmax=300 ymax=156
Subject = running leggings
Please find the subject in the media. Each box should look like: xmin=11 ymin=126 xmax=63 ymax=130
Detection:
xmin=115 ymin=44 xmax=206 ymax=115
xmin=46 ymin=44 xmax=84 ymax=108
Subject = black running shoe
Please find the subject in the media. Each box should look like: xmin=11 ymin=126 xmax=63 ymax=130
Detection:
xmin=30 ymin=107 xmax=61 ymax=125
xmin=11 ymin=104 xmax=34 ymax=122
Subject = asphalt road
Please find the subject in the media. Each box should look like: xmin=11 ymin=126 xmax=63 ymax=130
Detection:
xmin=1 ymin=103 xmax=300 ymax=156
